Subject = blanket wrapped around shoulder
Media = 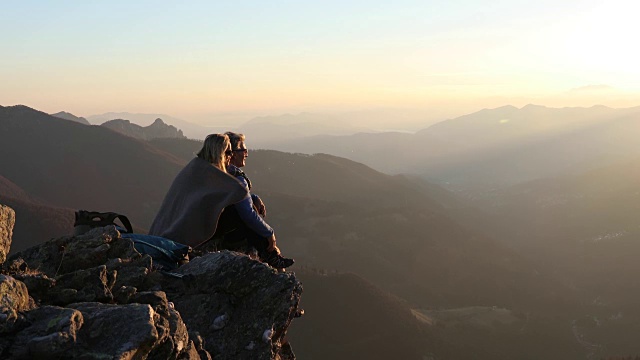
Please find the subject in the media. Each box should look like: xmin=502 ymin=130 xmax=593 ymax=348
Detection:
xmin=149 ymin=157 xmax=248 ymax=247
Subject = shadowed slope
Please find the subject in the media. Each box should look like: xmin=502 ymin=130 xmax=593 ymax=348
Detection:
xmin=149 ymin=137 xmax=202 ymax=160
xmin=287 ymin=270 xmax=430 ymax=360
xmin=0 ymin=175 xmax=73 ymax=252
xmin=287 ymin=270 xmax=583 ymax=360
xmin=0 ymin=105 xmax=185 ymax=230
xmin=475 ymin=157 xmax=640 ymax=305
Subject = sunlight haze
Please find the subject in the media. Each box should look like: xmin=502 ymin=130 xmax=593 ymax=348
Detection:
xmin=1 ymin=0 xmax=639 ymax=127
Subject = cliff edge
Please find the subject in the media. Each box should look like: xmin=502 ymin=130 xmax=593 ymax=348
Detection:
xmin=0 ymin=204 xmax=302 ymax=360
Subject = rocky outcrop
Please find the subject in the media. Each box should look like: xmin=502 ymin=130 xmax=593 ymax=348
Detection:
xmin=165 ymin=252 xmax=302 ymax=359
xmin=0 ymin=206 xmax=302 ymax=360
xmin=0 ymin=205 xmax=15 ymax=264
xmin=101 ymin=118 xmax=186 ymax=140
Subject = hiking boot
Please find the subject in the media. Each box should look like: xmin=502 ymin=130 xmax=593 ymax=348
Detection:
xmin=263 ymin=252 xmax=295 ymax=269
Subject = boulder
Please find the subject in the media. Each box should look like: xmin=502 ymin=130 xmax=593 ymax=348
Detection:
xmin=7 ymin=306 xmax=83 ymax=359
xmin=0 ymin=275 xmax=32 ymax=314
xmin=0 ymin=275 xmax=34 ymax=336
xmin=165 ymin=252 xmax=303 ymax=360
xmin=0 ymin=205 xmax=15 ymax=264
xmin=68 ymin=302 xmax=173 ymax=359
xmin=5 ymin=302 xmax=195 ymax=360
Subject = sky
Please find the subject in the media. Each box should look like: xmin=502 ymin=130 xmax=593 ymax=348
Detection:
xmin=1 ymin=0 xmax=639 ymax=127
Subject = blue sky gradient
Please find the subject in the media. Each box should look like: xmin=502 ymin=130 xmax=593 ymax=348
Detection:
xmin=2 ymin=0 xmax=638 ymax=125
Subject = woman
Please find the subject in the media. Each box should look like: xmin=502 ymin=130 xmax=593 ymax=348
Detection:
xmin=197 ymin=133 xmax=233 ymax=172
xmin=149 ymin=134 xmax=247 ymax=248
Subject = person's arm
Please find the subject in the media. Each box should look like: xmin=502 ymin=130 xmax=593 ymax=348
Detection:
xmin=234 ymin=177 xmax=273 ymax=238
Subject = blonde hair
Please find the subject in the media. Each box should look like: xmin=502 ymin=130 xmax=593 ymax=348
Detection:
xmin=197 ymin=134 xmax=230 ymax=172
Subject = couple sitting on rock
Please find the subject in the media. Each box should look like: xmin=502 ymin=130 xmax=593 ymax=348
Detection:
xmin=149 ymin=132 xmax=294 ymax=269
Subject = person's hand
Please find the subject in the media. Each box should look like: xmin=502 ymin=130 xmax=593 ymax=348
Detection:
xmin=267 ymin=234 xmax=279 ymax=253
xmin=254 ymin=197 xmax=267 ymax=217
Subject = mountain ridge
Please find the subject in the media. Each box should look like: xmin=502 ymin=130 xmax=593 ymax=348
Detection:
xmin=265 ymin=104 xmax=640 ymax=187
xmin=50 ymin=111 xmax=91 ymax=125
xmin=101 ymin=118 xmax=186 ymax=140
xmin=87 ymin=111 xmax=225 ymax=139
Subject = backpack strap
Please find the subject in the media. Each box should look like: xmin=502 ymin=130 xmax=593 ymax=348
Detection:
xmin=74 ymin=210 xmax=133 ymax=233
xmin=112 ymin=214 xmax=133 ymax=233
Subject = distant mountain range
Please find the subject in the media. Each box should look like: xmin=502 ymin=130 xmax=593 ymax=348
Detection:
xmin=86 ymin=111 xmax=381 ymax=143
xmin=63 ymin=104 xmax=640 ymax=190
xmin=50 ymin=111 xmax=91 ymax=125
xmin=87 ymin=111 xmax=226 ymax=140
xmin=237 ymin=112 xmax=377 ymax=148
xmin=51 ymin=111 xmax=188 ymax=140
xmin=267 ymin=104 xmax=640 ymax=187
xmin=101 ymin=118 xmax=186 ymax=140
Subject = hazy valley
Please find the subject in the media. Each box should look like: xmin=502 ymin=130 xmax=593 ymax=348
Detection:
xmin=2 ymin=103 xmax=640 ymax=359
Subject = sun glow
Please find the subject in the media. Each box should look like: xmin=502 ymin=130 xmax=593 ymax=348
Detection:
xmin=551 ymin=1 xmax=640 ymax=87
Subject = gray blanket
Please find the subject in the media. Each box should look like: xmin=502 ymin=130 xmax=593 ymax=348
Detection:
xmin=149 ymin=157 xmax=248 ymax=247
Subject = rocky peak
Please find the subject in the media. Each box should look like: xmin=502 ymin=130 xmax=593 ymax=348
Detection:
xmin=101 ymin=118 xmax=186 ymax=141
xmin=0 ymin=204 xmax=301 ymax=359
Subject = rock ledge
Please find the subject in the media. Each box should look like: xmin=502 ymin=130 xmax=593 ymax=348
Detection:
xmin=0 ymin=214 xmax=302 ymax=360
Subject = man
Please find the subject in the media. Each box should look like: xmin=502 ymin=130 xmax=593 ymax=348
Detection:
xmin=215 ymin=131 xmax=294 ymax=268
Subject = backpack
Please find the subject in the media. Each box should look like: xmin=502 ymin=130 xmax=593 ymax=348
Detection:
xmin=73 ymin=210 xmax=133 ymax=236
xmin=73 ymin=210 xmax=190 ymax=270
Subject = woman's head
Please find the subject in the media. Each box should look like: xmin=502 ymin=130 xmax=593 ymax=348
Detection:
xmin=197 ymin=134 xmax=233 ymax=171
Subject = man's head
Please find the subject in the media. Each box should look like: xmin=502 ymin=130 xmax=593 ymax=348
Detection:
xmin=225 ymin=131 xmax=248 ymax=168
